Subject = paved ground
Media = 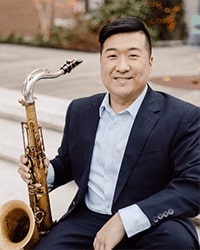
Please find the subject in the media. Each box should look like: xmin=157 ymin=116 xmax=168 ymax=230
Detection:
xmin=0 ymin=43 xmax=200 ymax=105
xmin=0 ymin=43 xmax=199 ymax=235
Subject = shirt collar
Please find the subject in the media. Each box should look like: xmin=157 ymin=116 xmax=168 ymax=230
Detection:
xmin=99 ymin=85 xmax=148 ymax=118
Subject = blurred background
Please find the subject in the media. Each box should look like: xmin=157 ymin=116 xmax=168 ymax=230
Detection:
xmin=0 ymin=0 xmax=200 ymax=51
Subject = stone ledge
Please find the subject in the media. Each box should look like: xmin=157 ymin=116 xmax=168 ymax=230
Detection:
xmin=0 ymin=87 xmax=71 ymax=132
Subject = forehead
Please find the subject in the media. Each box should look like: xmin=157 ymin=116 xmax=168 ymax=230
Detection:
xmin=102 ymin=32 xmax=147 ymax=52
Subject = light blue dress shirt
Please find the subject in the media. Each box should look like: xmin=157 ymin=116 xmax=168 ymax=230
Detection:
xmin=47 ymin=85 xmax=151 ymax=237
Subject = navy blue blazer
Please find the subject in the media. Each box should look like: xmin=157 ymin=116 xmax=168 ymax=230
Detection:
xmin=51 ymin=85 xmax=200 ymax=239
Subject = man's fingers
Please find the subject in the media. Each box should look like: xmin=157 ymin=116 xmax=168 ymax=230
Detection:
xmin=20 ymin=154 xmax=28 ymax=165
xmin=18 ymin=167 xmax=31 ymax=183
xmin=18 ymin=155 xmax=31 ymax=183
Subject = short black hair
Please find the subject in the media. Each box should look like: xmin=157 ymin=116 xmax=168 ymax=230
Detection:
xmin=98 ymin=17 xmax=152 ymax=56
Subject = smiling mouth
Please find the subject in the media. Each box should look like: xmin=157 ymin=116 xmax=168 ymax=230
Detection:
xmin=114 ymin=76 xmax=132 ymax=80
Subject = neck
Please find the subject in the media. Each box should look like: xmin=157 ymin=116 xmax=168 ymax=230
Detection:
xmin=110 ymin=97 xmax=134 ymax=113
xmin=109 ymin=88 xmax=146 ymax=113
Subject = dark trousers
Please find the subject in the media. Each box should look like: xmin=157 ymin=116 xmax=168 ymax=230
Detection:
xmin=34 ymin=203 xmax=199 ymax=250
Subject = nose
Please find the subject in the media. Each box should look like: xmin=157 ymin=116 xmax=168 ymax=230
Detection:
xmin=115 ymin=56 xmax=130 ymax=72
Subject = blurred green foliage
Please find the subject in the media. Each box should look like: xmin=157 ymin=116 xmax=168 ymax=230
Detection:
xmin=0 ymin=0 xmax=187 ymax=51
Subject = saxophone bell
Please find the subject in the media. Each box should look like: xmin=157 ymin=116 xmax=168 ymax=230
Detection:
xmin=0 ymin=200 xmax=35 ymax=250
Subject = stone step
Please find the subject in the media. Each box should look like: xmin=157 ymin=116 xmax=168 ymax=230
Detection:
xmin=0 ymin=87 xmax=70 ymax=162
xmin=0 ymin=87 xmax=70 ymax=131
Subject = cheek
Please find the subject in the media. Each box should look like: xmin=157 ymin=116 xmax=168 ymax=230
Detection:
xmin=101 ymin=62 xmax=112 ymax=80
xmin=144 ymin=64 xmax=152 ymax=77
xmin=100 ymin=67 xmax=109 ymax=88
xmin=100 ymin=65 xmax=107 ymax=80
xmin=137 ymin=63 xmax=152 ymax=78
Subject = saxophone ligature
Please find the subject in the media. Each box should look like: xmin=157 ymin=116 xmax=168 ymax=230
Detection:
xmin=0 ymin=60 xmax=82 ymax=250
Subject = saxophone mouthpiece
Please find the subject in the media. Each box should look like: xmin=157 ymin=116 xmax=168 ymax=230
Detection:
xmin=61 ymin=59 xmax=83 ymax=74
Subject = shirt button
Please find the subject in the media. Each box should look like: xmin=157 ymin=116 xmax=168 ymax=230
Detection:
xmin=104 ymin=176 xmax=110 ymax=182
xmin=107 ymin=203 xmax=111 ymax=209
xmin=113 ymin=121 xmax=118 ymax=127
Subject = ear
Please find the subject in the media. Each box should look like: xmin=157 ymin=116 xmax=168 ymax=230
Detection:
xmin=149 ymin=56 xmax=154 ymax=67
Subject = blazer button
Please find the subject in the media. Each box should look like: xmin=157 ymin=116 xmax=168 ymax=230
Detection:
xmin=163 ymin=211 xmax=168 ymax=217
xmin=72 ymin=201 xmax=76 ymax=206
xmin=153 ymin=216 xmax=159 ymax=223
xmin=168 ymin=209 xmax=174 ymax=215
xmin=157 ymin=213 xmax=163 ymax=220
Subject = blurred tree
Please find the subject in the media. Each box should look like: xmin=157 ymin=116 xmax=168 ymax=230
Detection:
xmin=88 ymin=0 xmax=187 ymax=42
xmin=84 ymin=0 xmax=89 ymax=13
xmin=90 ymin=0 xmax=151 ymax=27
xmin=147 ymin=0 xmax=188 ymax=40
xmin=8 ymin=0 xmax=187 ymax=50
xmin=88 ymin=0 xmax=158 ymax=42
xmin=32 ymin=0 xmax=54 ymax=41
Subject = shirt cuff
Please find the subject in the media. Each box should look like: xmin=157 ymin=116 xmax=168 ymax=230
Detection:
xmin=118 ymin=204 xmax=151 ymax=238
xmin=47 ymin=162 xmax=55 ymax=190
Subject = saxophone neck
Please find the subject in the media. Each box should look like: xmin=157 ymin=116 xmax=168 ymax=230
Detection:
xmin=20 ymin=59 xmax=83 ymax=104
xmin=21 ymin=68 xmax=51 ymax=104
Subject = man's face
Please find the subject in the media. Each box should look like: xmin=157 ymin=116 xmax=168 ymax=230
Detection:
xmin=100 ymin=32 xmax=153 ymax=109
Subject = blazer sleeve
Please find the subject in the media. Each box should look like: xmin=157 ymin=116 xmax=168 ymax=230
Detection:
xmin=137 ymin=105 xmax=200 ymax=226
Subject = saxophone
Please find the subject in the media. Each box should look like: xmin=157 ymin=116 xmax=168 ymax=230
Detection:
xmin=0 ymin=60 xmax=82 ymax=250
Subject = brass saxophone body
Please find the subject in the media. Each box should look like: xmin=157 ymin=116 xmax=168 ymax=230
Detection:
xmin=0 ymin=60 xmax=82 ymax=250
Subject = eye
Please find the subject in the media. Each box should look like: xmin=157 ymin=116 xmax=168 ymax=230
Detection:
xmin=107 ymin=54 xmax=117 ymax=59
xmin=129 ymin=54 xmax=139 ymax=59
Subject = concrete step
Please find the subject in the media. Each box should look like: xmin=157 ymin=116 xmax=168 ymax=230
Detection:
xmin=0 ymin=87 xmax=70 ymax=162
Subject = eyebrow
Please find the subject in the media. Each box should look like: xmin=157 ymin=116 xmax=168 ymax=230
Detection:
xmin=104 ymin=47 xmax=142 ymax=53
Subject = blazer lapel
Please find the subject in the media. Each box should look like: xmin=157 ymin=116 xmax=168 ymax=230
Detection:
xmin=113 ymin=88 xmax=161 ymax=205
xmin=79 ymin=94 xmax=105 ymax=188
xmin=83 ymin=94 xmax=105 ymax=157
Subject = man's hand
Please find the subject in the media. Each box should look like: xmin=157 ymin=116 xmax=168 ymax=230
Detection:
xmin=18 ymin=154 xmax=49 ymax=183
xmin=93 ymin=212 xmax=126 ymax=250
xmin=18 ymin=155 xmax=31 ymax=183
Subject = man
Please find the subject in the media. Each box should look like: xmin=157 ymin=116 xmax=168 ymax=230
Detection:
xmin=18 ymin=17 xmax=200 ymax=249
